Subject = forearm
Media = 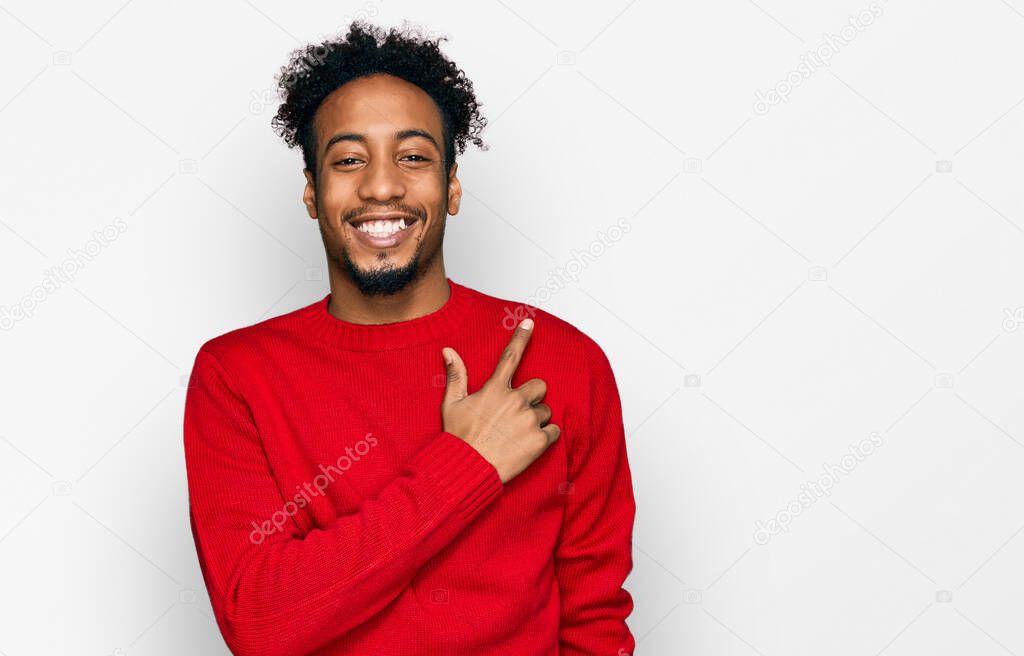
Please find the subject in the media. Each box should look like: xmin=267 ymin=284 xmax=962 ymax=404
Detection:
xmin=205 ymin=434 xmax=500 ymax=655
xmin=185 ymin=349 xmax=503 ymax=656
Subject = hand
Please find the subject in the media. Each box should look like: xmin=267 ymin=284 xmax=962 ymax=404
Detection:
xmin=440 ymin=319 xmax=559 ymax=484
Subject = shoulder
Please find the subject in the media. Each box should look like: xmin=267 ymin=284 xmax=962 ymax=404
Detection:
xmin=192 ymin=295 xmax=323 ymax=372
xmin=456 ymin=280 xmax=613 ymax=378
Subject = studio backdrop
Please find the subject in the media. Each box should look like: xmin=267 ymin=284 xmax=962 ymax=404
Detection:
xmin=2 ymin=0 xmax=1023 ymax=653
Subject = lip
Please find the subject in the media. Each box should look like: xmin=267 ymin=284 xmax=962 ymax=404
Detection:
xmin=346 ymin=214 xmax=420 ymax=249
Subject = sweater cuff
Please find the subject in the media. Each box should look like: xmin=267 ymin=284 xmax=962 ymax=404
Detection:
xmin=403 ymin=431 xmax=504 ymax=522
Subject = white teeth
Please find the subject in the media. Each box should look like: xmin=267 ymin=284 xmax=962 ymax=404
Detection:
xmin=355 ymin=218 xmax=410 ymax=237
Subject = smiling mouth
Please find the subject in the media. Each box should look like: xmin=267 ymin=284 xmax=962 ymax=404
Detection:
xmin=351 ymin=216 xmax=418 ymax=237
xmin=346 ymin=214 xmax=421 ymax=248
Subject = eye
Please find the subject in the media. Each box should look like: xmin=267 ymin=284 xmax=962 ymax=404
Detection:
xmin=402 ymin=154 xmax=430 ymax=162
xmin=333 ymin=157 xmax=362 ymax=166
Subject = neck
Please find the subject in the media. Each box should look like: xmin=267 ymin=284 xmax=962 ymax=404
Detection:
xmin=326 ymin=260 xmax=450 ymax=325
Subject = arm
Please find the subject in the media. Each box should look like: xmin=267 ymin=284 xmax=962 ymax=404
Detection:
xmin=184 ymin=348 xmax=503 ymax=656
xmin=555 ymin=335 xmax=637 ymax=655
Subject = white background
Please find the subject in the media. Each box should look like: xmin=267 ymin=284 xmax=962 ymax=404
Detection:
xmin=2 ymin=0 xmax=1024 ymax=654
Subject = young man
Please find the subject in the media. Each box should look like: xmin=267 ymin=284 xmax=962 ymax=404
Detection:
xmin=184 ymin=21 xmax=636 ymax=655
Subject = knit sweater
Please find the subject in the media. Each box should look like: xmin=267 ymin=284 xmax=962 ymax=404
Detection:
xmin=183 ymin=277 xmax=636 ymax=655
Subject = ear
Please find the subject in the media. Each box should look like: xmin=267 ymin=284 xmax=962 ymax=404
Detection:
xmin=302 ymin=169 xmax=318 ymax=220
xmin=446 ymin=162 xmax=461 ymax=216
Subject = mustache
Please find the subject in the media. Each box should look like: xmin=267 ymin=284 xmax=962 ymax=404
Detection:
xmin=342 ymin=204 xmax=426 ymax=223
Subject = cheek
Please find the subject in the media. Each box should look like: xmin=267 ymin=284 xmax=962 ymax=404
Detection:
xmin=316 ymin=186 xmax=354 ymax=227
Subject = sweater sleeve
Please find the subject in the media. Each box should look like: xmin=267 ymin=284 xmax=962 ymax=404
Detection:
xmin=183 ymin=347 xmax=504 ymax=656
xmin=555 ymin=335 xmax=637 ymax=655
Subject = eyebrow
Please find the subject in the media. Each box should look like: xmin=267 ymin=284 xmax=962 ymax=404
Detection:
xmin=322 ymin=129 xmax=440 ymax=157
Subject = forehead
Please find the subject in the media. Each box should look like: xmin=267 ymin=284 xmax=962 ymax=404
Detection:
xmin=314 ymin=73 xmax=444 ymax=146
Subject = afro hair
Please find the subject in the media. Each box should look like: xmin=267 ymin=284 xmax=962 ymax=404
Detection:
xmin=271 ymin=20 xmax=488 ymax=183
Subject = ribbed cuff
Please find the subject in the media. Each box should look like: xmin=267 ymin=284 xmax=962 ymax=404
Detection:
xmin=403 ymin=431 xmax=504 ymax=522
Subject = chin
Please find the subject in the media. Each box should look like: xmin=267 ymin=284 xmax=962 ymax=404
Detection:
xmin=342 ymin=252 xmax=424 ymax=297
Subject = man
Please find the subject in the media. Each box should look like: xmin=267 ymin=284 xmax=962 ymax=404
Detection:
xmin=184 ymin=20 xmax=635 ymax=655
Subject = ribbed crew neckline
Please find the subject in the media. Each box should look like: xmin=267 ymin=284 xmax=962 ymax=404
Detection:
xmin=302 ymin=277 xmax=473 ymax=352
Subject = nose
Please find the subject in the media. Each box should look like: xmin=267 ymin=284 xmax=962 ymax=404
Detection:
xmin=357 ymin=157 xmax=405 ymax=203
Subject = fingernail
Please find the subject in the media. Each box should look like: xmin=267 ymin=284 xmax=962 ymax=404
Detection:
xmin=442 ymin=348 xmax=452 ymax=364
xmin=520 ymin=318 xmax=533 ymax=330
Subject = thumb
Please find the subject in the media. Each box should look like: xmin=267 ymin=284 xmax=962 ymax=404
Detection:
xmin=441 ymin=347 xmax=468 ymax=406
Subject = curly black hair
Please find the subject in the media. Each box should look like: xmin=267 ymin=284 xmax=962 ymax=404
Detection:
xmin=271 ymin=20 xmax=487 ymax=185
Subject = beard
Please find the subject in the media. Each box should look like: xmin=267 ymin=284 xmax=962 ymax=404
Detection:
xmin=319 ymin=198 xmax=448 ymax=298
xmin=339 ymin=238 xmax=431 ymax=297
xmin=315 ymin=187 xmax=449 ymax=297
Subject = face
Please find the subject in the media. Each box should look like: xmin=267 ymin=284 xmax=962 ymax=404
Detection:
xmin=302 ymin=73 xmax=462 ymax=296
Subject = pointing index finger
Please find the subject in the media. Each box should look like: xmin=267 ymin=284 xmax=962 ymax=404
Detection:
xmin=489 ymin=318 xmax=534 ymax=388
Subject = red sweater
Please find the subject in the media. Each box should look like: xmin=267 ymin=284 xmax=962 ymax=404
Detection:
xmin=183 ymin=277 xmax=636 ymax=655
